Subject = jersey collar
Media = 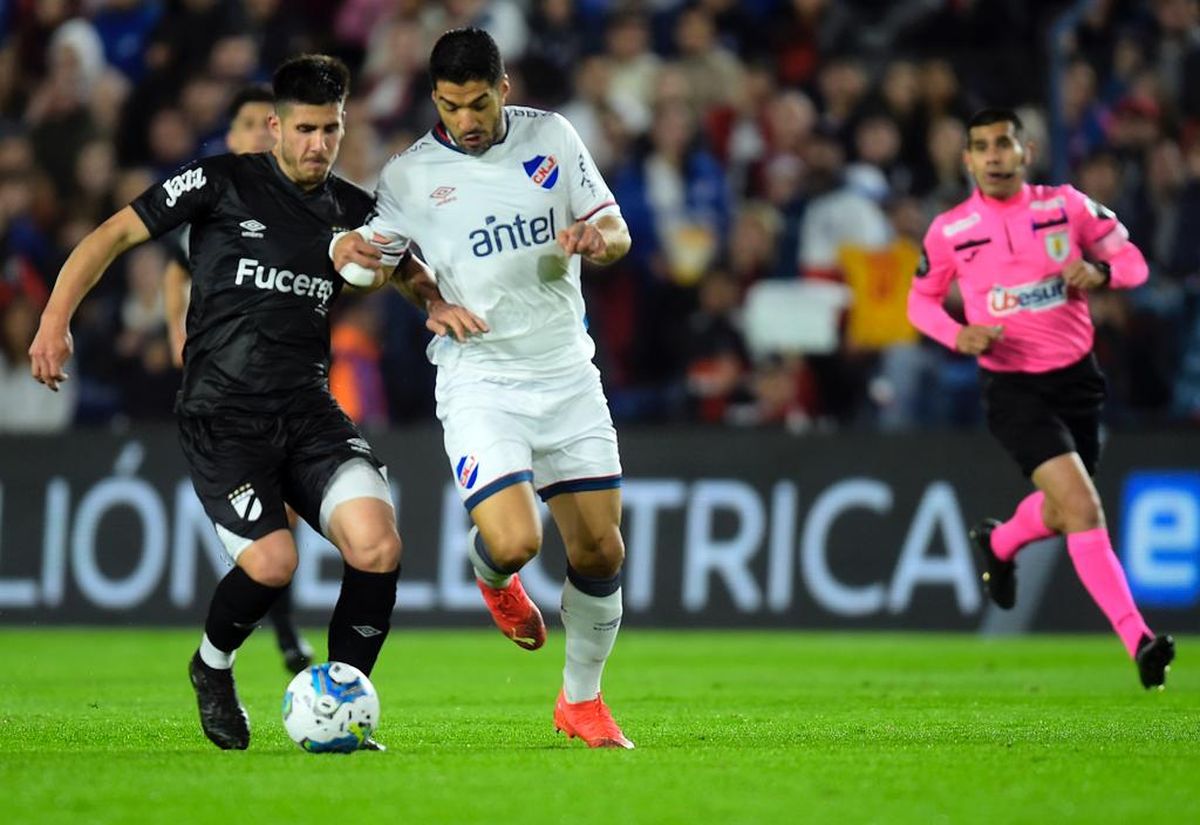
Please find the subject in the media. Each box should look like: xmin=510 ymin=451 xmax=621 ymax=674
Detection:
xmin=265 ymin=151 xmax=331 ymax=197
xmin=972 ymin=181 xmax=1031 ymax=212
xmin=431 ymin=111 xmax=512 ymax=156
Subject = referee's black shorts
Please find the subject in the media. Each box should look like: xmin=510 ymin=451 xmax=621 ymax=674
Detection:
xmin=979 ymin=353 xmax=1107 ymax=478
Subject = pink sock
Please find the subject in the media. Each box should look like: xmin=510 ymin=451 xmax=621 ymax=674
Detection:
xmin=1066 ymin=527 xmax=1152 ymax=657
xmin=990 ymin=492 xmax=1055 ymax=561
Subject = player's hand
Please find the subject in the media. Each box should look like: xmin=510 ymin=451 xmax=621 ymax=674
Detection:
xmin=332 ymin=232 xmax=382 ymax=273
xmin=426 ymin=298 xmax=489 ymax=342
xmin=28 ymin=319 xmax=73 ymax=392
xmin=955 ymin=324 xmax=1004 ymax=356
xmin=557 ymin=220 xmax=606 ymax=260
xmin=1062 ymin=260 xmax=1107 ymax=290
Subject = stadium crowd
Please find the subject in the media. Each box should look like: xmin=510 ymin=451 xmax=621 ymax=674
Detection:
xmin=1 ymin=0 xmax=1199 ymax=433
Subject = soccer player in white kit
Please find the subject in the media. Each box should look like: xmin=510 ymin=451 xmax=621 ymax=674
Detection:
xmin=332 ymin=28 xmax=635 ymax=748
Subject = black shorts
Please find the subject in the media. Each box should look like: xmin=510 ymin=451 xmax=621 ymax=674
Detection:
xmin=980 ymin=353 xmax=1107 ymax=478
xmin=178 ymin=402 xmax=385 ymax=547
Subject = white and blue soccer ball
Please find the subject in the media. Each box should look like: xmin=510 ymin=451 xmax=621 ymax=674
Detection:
xmin=282 ymin=661 xmax=380 ymax=753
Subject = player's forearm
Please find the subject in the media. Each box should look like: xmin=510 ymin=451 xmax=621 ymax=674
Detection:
xmin=906 ymin=288 xmax=963 ymax=351
xmin=390 ymin=254 xmax=443 ymax=311
xmin=42 ymin=209 xmax=147 ymax=327
xmin=588 ymin=216 xmax=631 ymax=266
xmin=1097 ymin=241 xmax=1149 ymax=290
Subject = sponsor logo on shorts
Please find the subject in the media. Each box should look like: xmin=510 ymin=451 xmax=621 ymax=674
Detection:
xmin=228 ymin=483 xmax=262 ymax=522
xmin=988 ymin=275 xmax=1067 ymax=317
xmin=456 ymin=455 xmax=480 ymax=489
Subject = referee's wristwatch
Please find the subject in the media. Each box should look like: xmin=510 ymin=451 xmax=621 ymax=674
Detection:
xmin=1093 ymin=260 xmax=1112 ymax=288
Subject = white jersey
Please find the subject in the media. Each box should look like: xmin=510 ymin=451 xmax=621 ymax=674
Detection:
xmin=366 ymin=106 xmax=622 ymax=379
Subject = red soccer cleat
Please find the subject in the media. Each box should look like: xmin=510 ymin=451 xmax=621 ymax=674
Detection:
xmin=553 ymin=690 xmax=634 ymax=749
xmin=476 ymin=573 xmax=546 ymax=650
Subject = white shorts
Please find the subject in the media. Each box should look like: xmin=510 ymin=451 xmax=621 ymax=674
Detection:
xmin=435 ymin=363 xmax=622 ymax=510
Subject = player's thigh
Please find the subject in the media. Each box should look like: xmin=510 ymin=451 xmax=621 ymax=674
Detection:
xmin=178 ymin=414 xmax=292 ymax=565
xmin=282 ymin=405 xmax=393 ymax=539
xmin=547 ymin=488 xmax=624 ymax=573
xmin=531 ymin=367 xmax=622 ymax=500
xmin=437 ymin=375 xmax=538 ymax=510
xmin=469 ymin=481 xmax=544 ymax=558
xmin=325 ymin=493 xmax=402 ymax=572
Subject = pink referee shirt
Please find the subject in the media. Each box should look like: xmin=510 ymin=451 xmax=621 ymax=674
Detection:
xmin=908 ymin=183 xmax=1149 ymax=373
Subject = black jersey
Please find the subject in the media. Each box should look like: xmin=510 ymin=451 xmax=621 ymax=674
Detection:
xmin=131 ymin=153 xmax=373 ymax=416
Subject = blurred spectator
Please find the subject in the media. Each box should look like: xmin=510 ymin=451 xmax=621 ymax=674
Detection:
xmin=111 ymin=243 xmax=175 ymax=419
xmin=673 ymin=5 xmax=743 ymax=114
xmin=92 ymin=0 xmax=163 ymax=83
xmin=330 ymin=294 xmax=389 ymax=429
xmin=682 ymin=270 xmax=750 ymax=424
xmin=521 ymin=0 xmax=583 ymax=107
xmin=797 ymin=126 xmax=890 ymax=281
xmin=603 ymin=10 xmax=661 ymax=118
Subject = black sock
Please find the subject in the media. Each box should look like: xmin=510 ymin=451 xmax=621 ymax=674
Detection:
xmin=268 ymin=584 xmax=300 ymax=651
xmin=327 ymin=563 xmax=399 ymax=676
xmin=204 ymin=566 xmax=286 ymax=654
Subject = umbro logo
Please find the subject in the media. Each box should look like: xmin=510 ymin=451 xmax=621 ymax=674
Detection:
xmin=429 ymin=186 xmax=456 ymax=206
xmin=240 ymin=219 xmax=266 ymax=238
xmin=352 ymin=625 xmax=382 ymax=638
xmin=227 ymin=483 xmax=262 ymax=522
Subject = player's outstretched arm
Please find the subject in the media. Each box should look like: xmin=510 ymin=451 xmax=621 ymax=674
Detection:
xmin=30 ymin=205 xmax=151 ymax=391
xmin=390 ymin=254 xmax=489 ymax=342
xmin=163 ymin=260 xmax=191 ymax=368
xmin=557 ymin=214 xmax=631 ymax=266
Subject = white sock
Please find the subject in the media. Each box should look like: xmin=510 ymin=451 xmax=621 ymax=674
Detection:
xmin=466 ymin=525 xmax=513 ymax=589
xmin=198 ymin=633 xmax=235 ymax=670
xmin=560 ymin=579 xmax=622 ymax=703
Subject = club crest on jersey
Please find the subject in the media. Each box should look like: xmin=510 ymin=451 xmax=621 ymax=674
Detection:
xmin=988 ymin=275 xmax=1068 ymax=317
xmin=227 ymin=482 xmax=262 ymax=522
xmin=456 ymin=455 xmax=480 ymax=489
xmin=522 ymin=154 xmax=559 ymax=189
xmin=1044 ymin=230 xmax=1070 ymax=263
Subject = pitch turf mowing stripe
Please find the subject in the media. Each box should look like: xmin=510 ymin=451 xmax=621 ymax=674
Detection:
xmin=1 ymin=629 xmax=1196 ymax=825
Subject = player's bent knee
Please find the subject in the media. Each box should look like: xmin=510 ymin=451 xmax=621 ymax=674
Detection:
xmin=1059 ymin=492 xmax=1104 ymax=532
xmin=486 ymin=535 xmax=541 ymax=571
xmin=239 ymin=550 xmax=297 ymax=588
xmin=343 ymin=531 xmax=402 ymax=573
xmin=570 ymin=528 xmax=625 ymax=577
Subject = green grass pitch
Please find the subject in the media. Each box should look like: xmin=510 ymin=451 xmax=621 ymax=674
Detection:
xmin=1 ymin=629 xmax=1196 ymax=824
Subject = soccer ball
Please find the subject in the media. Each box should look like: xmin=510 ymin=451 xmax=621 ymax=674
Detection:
xmin=282 ymin=661 xmax=380 ymax=753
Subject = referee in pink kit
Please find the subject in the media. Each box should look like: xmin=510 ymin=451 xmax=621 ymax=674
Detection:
xmin=907 ymin=108 xmax=1175 ymax=689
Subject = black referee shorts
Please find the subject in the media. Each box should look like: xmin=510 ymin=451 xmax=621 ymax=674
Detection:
xmin=178 ymin=402 xmax=385 ymax=548
xmin=979 ymin=353 xmax=1107 ymax=478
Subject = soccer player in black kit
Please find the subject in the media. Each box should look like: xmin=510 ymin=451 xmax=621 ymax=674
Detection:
xmin=30 ymin=56 xmax=403 ymax=751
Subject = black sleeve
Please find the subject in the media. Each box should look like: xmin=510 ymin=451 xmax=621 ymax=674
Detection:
xmin=130 ymin=156 xmax=229 ymax=239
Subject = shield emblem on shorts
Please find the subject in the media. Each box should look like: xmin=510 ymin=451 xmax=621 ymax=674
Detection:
xmin=1044 ymin=231 xmax=1070 ymax=263
xmin=456 ymin=455 xmax=480 ymax=489
xmin=228 ymin=483 xmax=262 ymax=522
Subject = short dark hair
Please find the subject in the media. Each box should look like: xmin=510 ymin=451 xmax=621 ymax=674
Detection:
xmin=227 ymin=84 xmax=273 ymax=121
xmin=429 ymin=27 xmax=504 ymax=87
xmin=272 ymin=54 xmax=350 ymax=108
xmin=967 ymin=108 xmax=1023 ymax=135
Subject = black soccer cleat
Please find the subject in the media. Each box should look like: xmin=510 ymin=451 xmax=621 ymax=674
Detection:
xmin=1136 ymin=634 xmax=1176 ymax=690
xmin=281 ymin=640 xmax=314 ymax=675
xmin=970 ymin=518 xmax=1016 ymax=610
xmin=188 ymin=651 xmax=251 ymax=750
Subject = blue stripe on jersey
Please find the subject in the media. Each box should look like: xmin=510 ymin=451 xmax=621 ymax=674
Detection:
xmin=537 ymin=474 xmax=622 ymax=502
xmin=464 ymin=469 xmax=534 ymax=511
